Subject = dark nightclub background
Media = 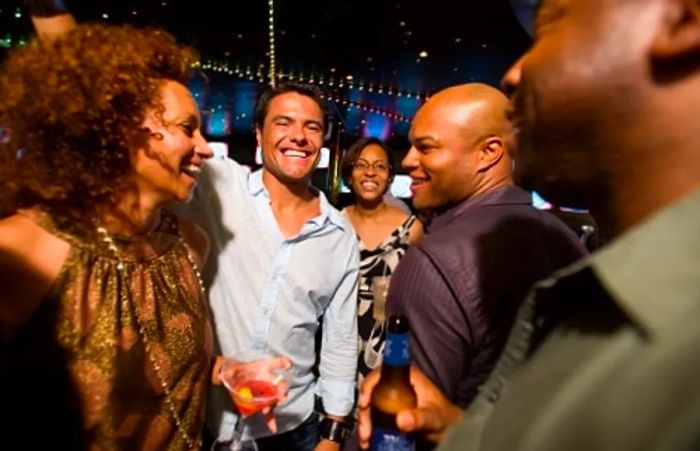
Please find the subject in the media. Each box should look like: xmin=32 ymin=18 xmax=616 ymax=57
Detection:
xmin=0 ymin=0 xmax=538 ymax=202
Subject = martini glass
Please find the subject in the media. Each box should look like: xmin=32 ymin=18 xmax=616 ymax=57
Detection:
xmin=219 ymin=355 xmax=292 ymax=451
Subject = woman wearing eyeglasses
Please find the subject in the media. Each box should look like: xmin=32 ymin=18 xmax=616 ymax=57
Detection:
xmin=340 ymin=137 xmax=423 ymax=382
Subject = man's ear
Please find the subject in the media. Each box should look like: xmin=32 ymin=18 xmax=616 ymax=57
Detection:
xmin=650 ymin=0 xmax=700 ymax=59
xmin=476 ymin=136 xmax=504 ymax=172
xmin=255 ymin=126 xmax=262 ymax=148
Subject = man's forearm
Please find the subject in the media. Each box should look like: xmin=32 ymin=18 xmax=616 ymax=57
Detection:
xmin=23 ymin=0 xmax=76 ymax=40
xmin=23 ymin=0 xmax=69 ymax=16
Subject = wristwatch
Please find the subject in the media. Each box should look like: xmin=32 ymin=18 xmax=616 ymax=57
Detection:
xmin=319 ymin=417 xmax=353 ymax=444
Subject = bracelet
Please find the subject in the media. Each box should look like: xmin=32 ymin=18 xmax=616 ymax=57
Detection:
xmin=319 ymin=417 xmax=353 ymax=444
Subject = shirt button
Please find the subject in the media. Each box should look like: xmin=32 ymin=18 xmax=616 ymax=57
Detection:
xmin=487 ymin=390 xmax=500 ymax=403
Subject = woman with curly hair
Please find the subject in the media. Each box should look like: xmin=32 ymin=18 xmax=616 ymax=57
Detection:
xmin=0 ymin=10 xmax=218 ymax=450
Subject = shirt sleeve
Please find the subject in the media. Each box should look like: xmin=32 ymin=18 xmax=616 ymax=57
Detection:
xmin=387 ymin=246 xmax=474 ymax=403
xmin=319 ymin=241 xmax=360 ymax=416
xmin=177 ymin=157 xmax=239 ymax=217
xmin=176 ymin=156 xmax=249 ymax=231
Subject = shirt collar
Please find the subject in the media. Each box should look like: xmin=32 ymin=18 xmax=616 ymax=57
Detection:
xmin=589 ymin=189 xmax=700 ymax=335
xmin=247 ymin=168 xmax=349 ymax=232
xmin=541 ymin=189 xmax=700 ymax=337
xmin=430 ymin=185 xmax=532 ymax=231
xmin=312 ymin=188 xmax=349 ymax=231
xmin=248 ymin=168 xmax=267 ymax=197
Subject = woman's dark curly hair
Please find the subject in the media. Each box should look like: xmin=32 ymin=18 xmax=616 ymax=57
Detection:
xmin=340 ymin=136 xmax=395 ymax=194
xmin=0 ymin=23 xmax=198 ymax=219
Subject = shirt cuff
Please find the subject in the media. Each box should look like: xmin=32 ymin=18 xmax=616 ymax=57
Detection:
xmin=320 ymin=378 xmax=355 ymax=417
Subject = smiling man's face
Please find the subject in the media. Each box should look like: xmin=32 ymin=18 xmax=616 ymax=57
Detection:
xmin=256 ymin=91 xmax=324 ymax=185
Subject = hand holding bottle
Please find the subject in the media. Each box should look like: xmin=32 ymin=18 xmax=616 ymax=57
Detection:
xmin=358 ymin=364 xmax=465 ymax=449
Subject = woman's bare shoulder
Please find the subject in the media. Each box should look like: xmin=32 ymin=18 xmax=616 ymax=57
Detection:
xmin=381 ymin=206 xmax=423 ymax=244
xmin=0 ymin=213 xmax=71 ymax=328
xmin=385 ymin=205 xmax=411 ymax=224
xmin=0 ymin=213 xmax=57 ymax=254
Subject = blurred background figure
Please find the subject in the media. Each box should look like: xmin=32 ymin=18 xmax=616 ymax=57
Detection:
xmin=0 ymin=6 xmax=215 ymax=449
xmin=340 ymin=137 xmax=423 ymax=382
xmin=546 ymin=207 xmax=605 ymax=251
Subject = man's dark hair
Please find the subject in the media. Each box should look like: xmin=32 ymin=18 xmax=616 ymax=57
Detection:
xmin=253 ymin=82 xmax=329 ymax=132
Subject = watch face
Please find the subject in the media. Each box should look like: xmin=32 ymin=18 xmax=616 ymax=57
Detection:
xmin=321 ymin=418 xmax=352 ymax=442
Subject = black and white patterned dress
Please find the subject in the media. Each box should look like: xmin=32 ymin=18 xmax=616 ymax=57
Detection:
xmin=355 ymin=215 xmax=417 ymax=381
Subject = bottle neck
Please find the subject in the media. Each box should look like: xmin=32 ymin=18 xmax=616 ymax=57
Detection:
xmin=379 ymin=360 xmax=411 ymax=384
xmin=382 ymin=330 xmax=410 ymax=378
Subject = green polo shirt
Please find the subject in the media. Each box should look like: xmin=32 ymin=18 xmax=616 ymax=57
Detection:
xmin=440 ymin=189 xmax=700 ymax=451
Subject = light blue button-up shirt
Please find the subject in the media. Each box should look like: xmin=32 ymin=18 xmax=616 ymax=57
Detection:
xmin=181 ymin=157 xmax=359 ymax=441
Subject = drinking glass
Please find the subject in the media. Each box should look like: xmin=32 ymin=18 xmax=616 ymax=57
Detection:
xmin=371 ymin=275 xmax=391 ymax=323
xmin=219 ymin=354 xmax=292 ymax=451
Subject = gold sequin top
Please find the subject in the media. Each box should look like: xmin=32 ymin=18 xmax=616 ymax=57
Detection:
xmin=23 ymin=209 xmax=212 ymax=450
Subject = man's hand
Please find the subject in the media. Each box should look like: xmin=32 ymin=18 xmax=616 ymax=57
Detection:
xmin=357 ymin=365 xmax=464 ymax=449
xmin=315 ymin=439 xmax=341 ymax=451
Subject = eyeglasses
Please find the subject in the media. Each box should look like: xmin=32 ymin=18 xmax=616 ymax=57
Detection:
xmin=352 ymin=159 xmax=390 ymax=173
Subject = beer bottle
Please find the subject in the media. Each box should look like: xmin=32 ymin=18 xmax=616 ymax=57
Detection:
xmin=370 ymin=315 xmax=417 ymax=451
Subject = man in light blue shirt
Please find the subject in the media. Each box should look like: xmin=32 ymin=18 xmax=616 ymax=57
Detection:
xmin=184 ymin=83 xmax=359 ymax=451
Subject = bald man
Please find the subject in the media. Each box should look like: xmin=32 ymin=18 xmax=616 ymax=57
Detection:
xmin=385 ymin=83 xmax=586 ymax=408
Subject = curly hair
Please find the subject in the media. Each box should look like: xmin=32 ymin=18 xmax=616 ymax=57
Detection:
xmin=340 ymin=136 xmax=395 ymax=194
xmin=0 ymin=23 xmax=198 ymax=219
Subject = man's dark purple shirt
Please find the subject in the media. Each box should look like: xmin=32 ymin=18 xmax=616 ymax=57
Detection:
xmin=387 ymin=185 xmax=587 ymax=407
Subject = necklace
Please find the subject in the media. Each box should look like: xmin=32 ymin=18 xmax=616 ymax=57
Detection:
xmin=96 ymin=224 xmax=205 ymax=450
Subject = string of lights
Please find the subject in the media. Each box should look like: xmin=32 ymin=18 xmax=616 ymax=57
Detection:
xmin=278 ymin=71 xmax=429 ymax=101
xmin=200 ymin=61 xmax=414 ymax=123
xmin=319 ymin=94 xmax=413 ymax=124
xmin=267 ymin=0 xmax=277 ymax=87
xmin=201 ymin=61 xmax=267 ymax=84
xmin=0 ymin=3 xmax=427 ymax=103
xmin=201 ymin=60 xmax=430 ymax=101
xmin=0 ymin=40 xmax=414 ymax=123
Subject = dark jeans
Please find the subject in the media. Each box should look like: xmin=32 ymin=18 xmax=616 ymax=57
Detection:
xmin=207 ymin=412 xmax=319 ymax=451
xmin=256 ymin=412 xmax=319 ymax=451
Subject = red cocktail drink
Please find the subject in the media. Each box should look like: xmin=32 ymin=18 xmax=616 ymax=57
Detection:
xmin=231 ymin=379 xmax=280 ymax=417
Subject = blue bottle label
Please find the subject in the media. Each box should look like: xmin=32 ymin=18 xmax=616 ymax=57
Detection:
xmin=383 ymin=332 xmax=409 ymax=366
xmin=371 ymin=426 xmax=415 ymax=451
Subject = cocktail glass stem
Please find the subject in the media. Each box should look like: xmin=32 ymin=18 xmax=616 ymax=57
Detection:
xmin=230 ymin=416 xmax=257 ymax=451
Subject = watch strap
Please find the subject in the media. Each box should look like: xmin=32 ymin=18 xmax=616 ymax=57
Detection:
xmin=319 ymin=417 xmax=353 ymax=444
